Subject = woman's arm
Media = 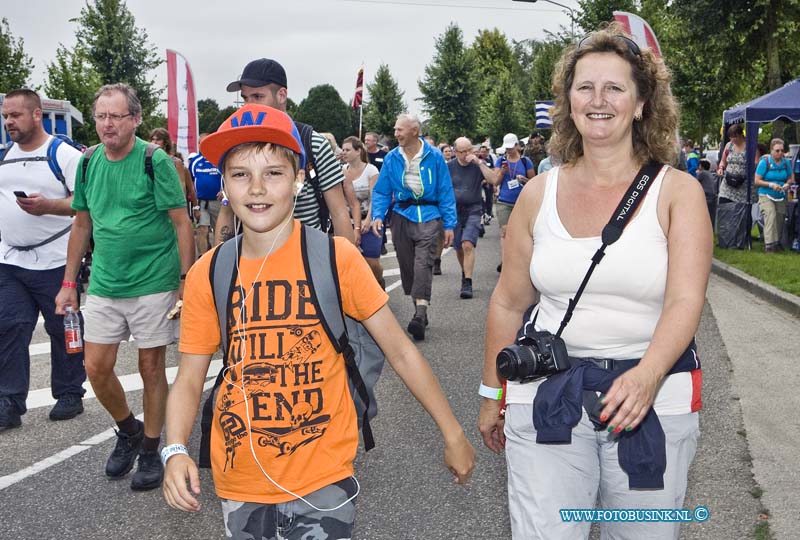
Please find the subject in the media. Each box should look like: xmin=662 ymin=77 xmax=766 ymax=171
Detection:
xmin=362 ymin=173 xmax=379 ymax=233
xmin=478 ymin=176 xmax=543 ymax=453
xmin=600 ymin=168 xmax=712 ymax=433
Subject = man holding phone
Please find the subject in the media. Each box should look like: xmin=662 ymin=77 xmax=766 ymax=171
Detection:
xmin=0 ymin=89 xmax=87 ymax=432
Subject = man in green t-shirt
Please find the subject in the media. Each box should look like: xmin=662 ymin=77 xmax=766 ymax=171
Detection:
xmin=55 ymin=83 xmax=195 ymax=491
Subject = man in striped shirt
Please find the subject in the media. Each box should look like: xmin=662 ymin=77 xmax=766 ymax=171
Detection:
xmin=214 ymin=58 xmax=354 ymax=244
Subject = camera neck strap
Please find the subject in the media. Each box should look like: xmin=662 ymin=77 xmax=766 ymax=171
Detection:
xmin=553 ymin=161 xmax=663 ymax=338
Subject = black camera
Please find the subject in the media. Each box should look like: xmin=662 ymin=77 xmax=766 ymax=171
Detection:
xmin=496 ymin=330 xmax=571 ymax=383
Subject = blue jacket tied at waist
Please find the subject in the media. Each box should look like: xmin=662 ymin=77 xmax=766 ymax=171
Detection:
xmin=371 ymin=139 xmax=457 ymax=230
xmin=532 ymin=342 xmax=700 ymax=490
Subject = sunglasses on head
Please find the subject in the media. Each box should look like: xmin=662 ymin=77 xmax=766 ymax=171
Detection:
xmin=578 ymin=34 xmax=642 ymax=57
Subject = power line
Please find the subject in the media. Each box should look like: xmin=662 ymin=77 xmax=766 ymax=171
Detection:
xmin=338 ymin=0 xmax=567 ymax=13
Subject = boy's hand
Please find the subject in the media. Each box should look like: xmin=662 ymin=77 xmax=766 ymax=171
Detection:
xmin=444 ymin=432 xmax=476 ymax=484
xmin=163 ymin=455 xmax=202 ymax=512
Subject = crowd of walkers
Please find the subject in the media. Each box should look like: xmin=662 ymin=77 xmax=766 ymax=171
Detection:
xmin=1 ymin=23 xmax=755 ymax=539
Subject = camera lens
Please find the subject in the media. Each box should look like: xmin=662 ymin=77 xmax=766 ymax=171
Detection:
xmin=497 ymin=345 xmax=536 ymax=381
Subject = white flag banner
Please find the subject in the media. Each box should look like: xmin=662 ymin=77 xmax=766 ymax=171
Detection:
xmin=613 ymin=11 xmax=663 ymax=59
xmin=167 ymin=49 xmax=198 ymax=159
xmin=535 ymin=101 xmax=554 ymax=129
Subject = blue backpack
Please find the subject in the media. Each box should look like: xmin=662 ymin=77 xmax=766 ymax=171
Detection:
xmin=0 ymin=134 xmax=86 ymax=196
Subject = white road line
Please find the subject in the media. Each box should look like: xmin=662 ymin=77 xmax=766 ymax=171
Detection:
xmin=29 ymin=335 xmax=134 ymax=357
xmin=26 ymin=359 xmax=223 ymax=410
xmin=1 ymin=375 xmax=221 ymax=491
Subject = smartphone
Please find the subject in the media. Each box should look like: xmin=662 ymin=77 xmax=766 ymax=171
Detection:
xmin=13 ymin=191 xmax=28 ymax=198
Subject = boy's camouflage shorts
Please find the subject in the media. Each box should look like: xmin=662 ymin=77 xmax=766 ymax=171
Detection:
xmin=222 ymin=477 xmax=357 ymax=540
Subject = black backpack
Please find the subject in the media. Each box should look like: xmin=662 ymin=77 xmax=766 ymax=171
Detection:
xmin=294 ymin=122 xmax=331 ymax=232
xmin=198 ymin=224 xmax=385 ymax=468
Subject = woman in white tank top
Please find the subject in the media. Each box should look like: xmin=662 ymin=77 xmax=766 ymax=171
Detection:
xmin=478 ymin=26 xmax=712 ymax=540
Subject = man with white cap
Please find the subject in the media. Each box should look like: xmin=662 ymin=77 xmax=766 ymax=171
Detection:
xmin=490 ymin=133 xmax=535 ymax=272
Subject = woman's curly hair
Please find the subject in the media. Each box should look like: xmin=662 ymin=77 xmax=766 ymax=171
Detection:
xmin=548 ymin=23 xmax=679 ymax=167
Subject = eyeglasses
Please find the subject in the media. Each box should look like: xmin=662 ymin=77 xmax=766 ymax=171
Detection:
xmin=578 ymin=34 xmax=642 ymax=57
xmin=774 ymin=148 xmax=786 ymax=152
xmin=93 ymin=113 xmax=133 ymax=122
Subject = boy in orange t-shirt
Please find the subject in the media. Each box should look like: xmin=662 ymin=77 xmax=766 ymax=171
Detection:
xmin=162 ymin=104 xmax=474 ymax=539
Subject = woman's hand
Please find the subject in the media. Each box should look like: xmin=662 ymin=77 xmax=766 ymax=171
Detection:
xmin=599 ymin=364 xmax=663 ymax=434
xmin=478 ymin=398 xmax=506 ymax=453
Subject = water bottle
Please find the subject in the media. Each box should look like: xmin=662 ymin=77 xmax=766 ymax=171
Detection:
xmin=64 ymin=306 xmax=83 ymax=354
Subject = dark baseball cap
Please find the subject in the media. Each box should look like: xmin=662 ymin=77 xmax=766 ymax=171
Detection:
xmin=226 ymin=59 xmax=287 ymax=92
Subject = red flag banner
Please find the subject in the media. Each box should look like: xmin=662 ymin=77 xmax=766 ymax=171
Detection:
xmin=613 ymin=11 xmax=662 ymax=59
xmin=167 ymin=49 xmax=198 ymax=158
xmin=352 ymin=67 xmax=364 ymax=110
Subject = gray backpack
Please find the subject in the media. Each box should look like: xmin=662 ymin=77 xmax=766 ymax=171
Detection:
xmin=198 ymin=224 xmax=384 ymax=467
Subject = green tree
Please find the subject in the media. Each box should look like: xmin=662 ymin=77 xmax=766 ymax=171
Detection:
xmin=45 ymin=44 xmax=103 ymax=144
xmin=363 ymin=63 xmax=406 ymax=139
xmin=470 ymin=29 xmax=516 ymax=100
xmin=0 ymin=17 xmax=34 ymax=90
xmin=478 ymin=70 xmax=526 ymax=149
xmin=418 ymin=23 xmax=479 ymax=142
xmin=74 ymin=0 xmax=163 ymax=137
xmin=197 ymin=98 xmax=220 ymax=134
xmin=294 ymin=84 xmax=353 ymax=143
xmin=576 ymin=0 xmax=638 ymax=33
xmin=212 ymin=105 xmax=237 ymax=134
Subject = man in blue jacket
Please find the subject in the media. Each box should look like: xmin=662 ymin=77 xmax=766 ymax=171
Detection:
xmin=371 ymin=114 xmax=457 ymax=341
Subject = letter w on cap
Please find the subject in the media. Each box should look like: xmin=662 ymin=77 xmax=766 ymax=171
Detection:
xmin=231 ymin=111 xmax=267 ymax=128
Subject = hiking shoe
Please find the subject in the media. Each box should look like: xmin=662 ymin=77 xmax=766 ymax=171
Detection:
xmin=0 ymin=398 xmax=22 ymax=432
xmin=130 ymin=450 xmax=164 ymax=491
xmin=407 ymin=315 xmax=426 ymax=341
xmin=49 ymin=395 xmax=84 ymax=421
xmin=496 ymin=263 xmax=502 ymax=273
xmin=460 ymin=280 xmax=473 ymax=299
xmin=105 ymin=420 xmax=144 ymax=478
xmin=433 ymin=258 xmax=442 ymax=275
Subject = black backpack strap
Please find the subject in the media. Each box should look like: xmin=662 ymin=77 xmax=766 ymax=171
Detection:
xmin=199 ymin=236 xmax=242 ymax=468
xmin=144 ymin=143 xmax=158 ymax=182
xmin=295 ymin=122 xmax=330 ymax=231
xmin=80 ymin=145 xmax=101 ymax=187
xmin=300 ymin=225 xmax=375 ymax=450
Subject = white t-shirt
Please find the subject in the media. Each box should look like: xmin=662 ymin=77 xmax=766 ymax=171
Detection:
xmin=0 ymin=136 xmax=80 ymax=270
xmin=346 ymin=163 xmax=379 ymax=217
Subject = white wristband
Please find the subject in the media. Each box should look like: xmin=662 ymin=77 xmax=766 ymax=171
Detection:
xmin=161 ymin=443 xmax=189 ymax=465
xmin=479 ymin=382 xmax=503 ymax=400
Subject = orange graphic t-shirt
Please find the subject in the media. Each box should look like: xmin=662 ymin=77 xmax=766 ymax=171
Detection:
xmin=179 ymin=221 xmax=388 ymax=503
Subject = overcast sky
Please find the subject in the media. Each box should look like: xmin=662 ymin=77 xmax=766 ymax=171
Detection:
xmin=7 ymin=0 xmax=579 ymax=117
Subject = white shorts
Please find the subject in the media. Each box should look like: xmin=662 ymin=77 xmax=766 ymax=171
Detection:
xmin=504 ymin=403 xmax=699 ymax=540
xmin=83 ymin=291 xmax=178 ymax=349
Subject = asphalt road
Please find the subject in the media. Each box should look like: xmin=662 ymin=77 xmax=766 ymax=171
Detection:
xmin=0 ymin=221 xmax=789 ymax=539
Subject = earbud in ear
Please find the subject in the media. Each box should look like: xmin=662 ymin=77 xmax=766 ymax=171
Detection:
xmin=221 ymin=189 xmax=229 ymax=206
xmin=295 ymin=182 xmax=303 ymax=194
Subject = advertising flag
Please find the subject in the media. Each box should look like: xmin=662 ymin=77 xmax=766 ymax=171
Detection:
xmin=352 ymin=67 xmax=364 ymax=110
xmin=167 ymin=49 xmax=198 ymax=158
xmin=612 ymin=11 xmax=662 ymax=59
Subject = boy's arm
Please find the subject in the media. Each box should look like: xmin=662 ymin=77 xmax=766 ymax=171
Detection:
xmin=362 ymin=305 xmax=475 ymax=484
xmin=163 ymin=353 xmax=212 ymax=513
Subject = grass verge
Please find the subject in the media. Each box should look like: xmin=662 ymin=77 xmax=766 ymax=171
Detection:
xmin=714 ymin=239 xmax=800 ymax=297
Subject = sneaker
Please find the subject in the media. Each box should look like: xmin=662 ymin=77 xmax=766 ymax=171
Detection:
xmin=0 ymin=398 xmax=22 ymax=432
xmin=496 ymin=263 xmax=502 ymax=273
xmin=792 ymin=238 xmax=800 ymax=252
xmin=407 ymin=314 xmax=426 ymax=341
xmin=380 ymin=244 xmax=388 ymax=255
xmin=49 ymin=395 xmax=84 ymax=421
xmin=130 ymin=449 xmax=164 ymax=491
xmin=433 ymin=258 xmax=442 ymax=275
xmin=460 ymin=279 xmax=473 ymax=299
xmin=105 ymin=420 xmax=144 ymax=478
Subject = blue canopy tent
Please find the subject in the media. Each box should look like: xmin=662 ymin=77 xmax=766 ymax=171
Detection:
xmin=721 ymin=78 xmax=800 ymax=247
